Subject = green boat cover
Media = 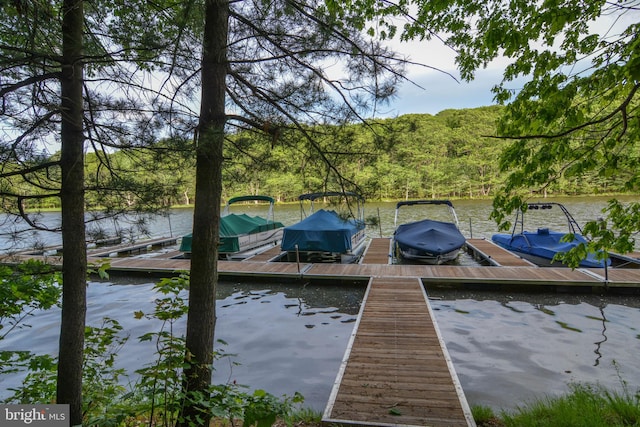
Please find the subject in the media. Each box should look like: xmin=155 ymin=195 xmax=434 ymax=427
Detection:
xmin=179 ymin=213 xmax=284 ymax=253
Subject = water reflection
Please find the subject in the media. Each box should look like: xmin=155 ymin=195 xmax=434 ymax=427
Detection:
xmin=428 ymin=289 xmax=640 ymax=411
xmin=1 ymin=279 xmax=638 ymax=413
xmin=0 ymin=280 xmax=364 ymax=411
xmin=592 ymin=307 xmax=607 ymax=367
xmin=2 ymin=197 xmax=640 ymax=412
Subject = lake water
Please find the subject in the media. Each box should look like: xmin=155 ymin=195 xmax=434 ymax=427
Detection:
xmin=1 ymin=196 xmax=639 ymax=413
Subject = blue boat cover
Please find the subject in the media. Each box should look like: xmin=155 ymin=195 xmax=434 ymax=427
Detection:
xmin=394 ymin=219 xmax=465 ymax=256
xmin=281 ymin=209 xmax=363 ymax=253
xmin=492 ymin=228 xmax=609 ymax=268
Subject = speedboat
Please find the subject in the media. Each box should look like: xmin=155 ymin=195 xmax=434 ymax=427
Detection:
xmin=491 ymin=202 xmax=609 ymax=268
xmin=281 ymin=192 xmax=367 ymax=263
xmin=180 ymin=195 xmax=284 ymax=260
xmin=393 ymin=200 xmax=466 ymax=264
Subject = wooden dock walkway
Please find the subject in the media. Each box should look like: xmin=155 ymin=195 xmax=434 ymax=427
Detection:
xmin=5 ymin=237 xmax=640 ymax=288
xmin=243 ymin=245 xmax=284 ymax=262
xmin=464 ymin=238 xmax=536 ymax=267
xmin=360 ymin=237 xmax=392 ymax=265
xmin=323 ymin=277 xmax=475 ymax=426
xmin=87 ymin=236 xmax=179 ymax=257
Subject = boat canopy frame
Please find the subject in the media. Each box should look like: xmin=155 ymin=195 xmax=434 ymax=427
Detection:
xmin=296 ymin=191 xmax=365 ymax=224
xmin=393 ymin=200 xmax=460 ymax=229
xmin=223 ymin=195 xmax=277 ymax=222
xmin=509 ymin=202 xmax=584 ymax=247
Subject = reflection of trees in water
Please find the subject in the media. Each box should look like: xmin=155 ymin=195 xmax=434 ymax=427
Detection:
xmin=500 ymin=301 xmax=525 ymax=313
xmin=216 ymin=281 xmax=365 ymax=315
xmin=113 ymin=280 xmax=625 ymax=368
xmin=432 ymin=289 xmax=634 ymax=369
xmin=429 ymin=289 xmax=640 ymax=309
xmin=593 ymin=305 xmax=608 ymax=367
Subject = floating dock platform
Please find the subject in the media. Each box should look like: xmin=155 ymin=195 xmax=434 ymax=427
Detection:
xmin=323 ymin=276 xmax=475 ymax=426
xmin=2 ymin=237 xmax=640 ymax=289
xmin=4 ymin=236 xmax=640 ymax=427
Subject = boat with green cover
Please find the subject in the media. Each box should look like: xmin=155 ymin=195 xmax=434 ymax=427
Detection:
xmin=180 ymin=195 xmax=284 ymax=259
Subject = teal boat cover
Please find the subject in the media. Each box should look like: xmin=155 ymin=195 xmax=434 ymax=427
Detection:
xmin=179 ymin=213 xmax=284 ymax=253
xmin=219 ymin=213 xmax=282 ymax=236
xmin=281 ymin=209 xmax=364 ymax=253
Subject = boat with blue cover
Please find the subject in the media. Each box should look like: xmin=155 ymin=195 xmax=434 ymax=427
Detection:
xmin=281 ymin=192 xmax=366 ymax=263
xmin=491 ymin=202 xmax=609 ymax=268
xmin=393 ymin=200 xmax=466 ymax=264
xmin=180 ymin=195 xmax=284 ymax=260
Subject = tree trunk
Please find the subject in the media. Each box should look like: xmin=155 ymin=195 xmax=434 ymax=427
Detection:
xmin=178 ymin=0 xmax=228 ymax=425
xmin=56 ymin=0 xmax=86 ymax=425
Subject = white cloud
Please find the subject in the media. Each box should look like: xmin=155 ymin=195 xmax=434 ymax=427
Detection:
xmin=377 ymin=67 xmax=506 ymax=117
xmin=376 ymin=36 xmax=511 ymax=117
xmin=376 ymin=3 xmax=639 ymax=117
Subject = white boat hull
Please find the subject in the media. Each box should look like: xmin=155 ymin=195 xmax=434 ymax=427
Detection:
xmin=396 ymin=245 xmax=461 ymax=265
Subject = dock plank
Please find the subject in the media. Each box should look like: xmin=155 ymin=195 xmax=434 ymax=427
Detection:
xmin=304 ymin=263 xmax=602 ymax=286
xmin=582 ymin=268 xmax=640 ymax=287
xmin=323 ymin=277 xmax=475 ymax=427
xmin=242 ymin=245 xmax=284 ymax=262
xmin=3 ymin=248 xmax=612 ymax=287
xmin=360 ymin=238 xmax=392 ymax=265
xmin=465 ymin=238 xmax=536 ymax=266
xmin=87 ymin=236 xmax=179 ymax=257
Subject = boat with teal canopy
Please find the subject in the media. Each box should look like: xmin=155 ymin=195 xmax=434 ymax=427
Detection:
xmin=180 ymin=195 xmax=284 ymax=259
xmin=281 ymin=191 xmax=367 ymax=263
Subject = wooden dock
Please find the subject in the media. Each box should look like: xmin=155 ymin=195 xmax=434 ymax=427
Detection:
xmin=361 ymin=237 xmax=392 ymax=265
xmin=88 ymin=236 xmax=179 ymax=257
xmin=323 ymin=277 xmax=475 ymax=426
xmin=464 ymin=238 xmax=536 ymax=267
xmin=4 ymin=237 xmax=640 ymax=288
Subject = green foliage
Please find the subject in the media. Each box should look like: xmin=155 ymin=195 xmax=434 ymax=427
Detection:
xmin=6 ymin=105 xmax=636 ymax=208
xmin=88 ymin=260 xmax=111 ymax=280
xmin=241 ymin=389 xmax=304 ymax=427
xmin=1 ymin=272 xmax=303 ymax=425
xmin=0 ymin=261 xmax=61 ymax=401
xmin=585 ymin=200 xmax=640 ymax=255
xmin=3 ymin=354 xmax=58 ymax=404
xmin=329 ymin=0 xmax=639 ymax=268
xmin=499 ymin=383 xmax=640 ymax=427
xmin=82 ymin=318 xmax=132 ymax=426
xmin=222 ymin=106 xmax=514 ymax=200
xmin=0 ymin=260 xmax=61 ymax=340
xmin=471 ymin=405 xmax=497 ymax=424
xmin=4 ymin=317 xmax=128 ymax=418
xmin=281 ymin=407 xmax=322 ymax=425
xmin=133 ymin=274 xmax=304 ymax=427
xmin=134 ymin=274 xmax=191 ymax=426
xmin=554 ymin=199 xmax=640 ymax=267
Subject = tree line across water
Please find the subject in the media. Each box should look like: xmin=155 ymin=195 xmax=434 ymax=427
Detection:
xmin=10 ymin=105 xmax=635 ymax=212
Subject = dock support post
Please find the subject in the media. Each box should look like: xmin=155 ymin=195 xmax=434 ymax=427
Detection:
xmin=294 ymin=244 xmax=300 ymax=275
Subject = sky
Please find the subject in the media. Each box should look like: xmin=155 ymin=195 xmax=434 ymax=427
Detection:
xmin=382 ymin=66 xmax=506 ymax=117
xmin=376 ymin=5 xmax=640 ymax=118
xmin=375 ymin=37 xmax=510 ymax=117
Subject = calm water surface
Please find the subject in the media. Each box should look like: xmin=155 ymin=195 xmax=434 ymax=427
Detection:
xmin=1 ymin=197 xmax=639 ymax=412
xmin=4 ymin=195 xmax=639 ymax=250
